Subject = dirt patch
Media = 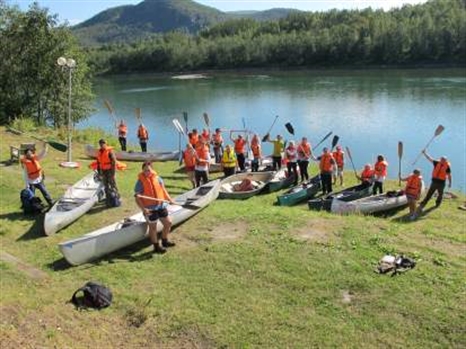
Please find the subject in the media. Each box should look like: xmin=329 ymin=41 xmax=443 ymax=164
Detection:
xmin=0 ymin=251 xmax=48 ymax=280
xmin=291 ymin=217 xmax=344 ymax=243
xmin=342 ymin=290 xmax=354 ymax=304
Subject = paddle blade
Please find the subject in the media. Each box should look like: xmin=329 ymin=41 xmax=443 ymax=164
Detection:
xmin=285 ymin=122 xmax=294 ymax=135
xmin=183 ymin=111 xmax=188 ymax=123
xmin=172 ymin=119 xmax=185 ymax=135
xmin=435 ymin=124 xmax=445 ymax=136
xmin=135 ymin=108 xmax=141 ymax=122
xmin=104 ymin=100 xmax=114 ymax=114
xmin=262 ymin=133 xmax=269 ymax=142
xmin=313 ymin=131 xmax=333 ymax=150
xmin=398 ymin=141 xmax=403 ymax=158
xmin=48 ymin=140 xmax=68 ymax=152
xmin=203 ymin=112 xmax=210 ymax=128
xmin=331 ymin=135 xmax=339 ymax=149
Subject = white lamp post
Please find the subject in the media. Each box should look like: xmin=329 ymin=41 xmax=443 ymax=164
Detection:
xmin=57 ymin=56 xmax=79 ymax=168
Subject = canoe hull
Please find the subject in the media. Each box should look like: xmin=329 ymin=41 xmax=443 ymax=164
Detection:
xmin=277 ymin=175 xmax=321 ymax=206
xmin=58 ymin=179 xmax=221 ymax=265
xmin=331 ymin=190 xmax=408 ymax=214
xmin=85 ymin=145 xmax=180 ymax=162
xmin=308 ymin=183 xmax=373 ymax=211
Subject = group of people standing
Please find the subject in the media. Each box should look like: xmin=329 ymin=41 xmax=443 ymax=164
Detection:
xmin=116 ymin=120 xmax=149 ymax=153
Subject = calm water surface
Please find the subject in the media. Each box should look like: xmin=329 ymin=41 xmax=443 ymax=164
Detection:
xmin=80 ymin=69 xmax=466 ymax=191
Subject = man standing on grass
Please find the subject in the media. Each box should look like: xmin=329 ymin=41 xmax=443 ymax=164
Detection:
xmin=96 ymin=139 xmax=120 ymax=207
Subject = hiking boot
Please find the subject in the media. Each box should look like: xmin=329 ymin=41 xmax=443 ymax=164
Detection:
xmin=153 ymin=244 xmax=166 ymax=254
xmin=162 ymin=239 xmax=176 ymax=248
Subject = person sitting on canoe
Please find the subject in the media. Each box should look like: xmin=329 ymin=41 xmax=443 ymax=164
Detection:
xmin=135 ymin=162 xmax=176 ymax=254
xmin=266 ymin=134 xmax=285 ymax=171
xmin=221 ymin=144 xmax=237 ymax=177
xmin=211 ymin=128 xmax=224 ymax=164
xmin=318 ymin=147 xmax=336 ymax=195
xmin=332 ymin=145 xmax=345 ymax=186
xmin=356 ymin=164 xmax=375 ymax=188
xmin=183 ymin=143 xmax=197 ymax=189
xmin=418 ymin=150 xmax=452 ymax=211
xmin=297 ymin=137 xmax=316 ymax=183
xmin=233 ymin=173 xmax=255 ymax=192
xmin=96 ymin=139 xmax=120 ymax=207
xmin=250 ymin=134 xmax=261 ymax=172
xmin=230 ymin=132 xmax=247 ymax=172
xmin=285 ymin=141 xmax=298 ymax=186
xmin=137 ymin=123 xmax=149 ymax=153
xmin=373 ymin=155 xmax=388 ymax=195
xmin=20 ymin=142 xmax=54 ymax=207
xmin=400 ymin=169 xmax=423 ymax=220
xmin=117 ymin=120 xmax=127 ymax=151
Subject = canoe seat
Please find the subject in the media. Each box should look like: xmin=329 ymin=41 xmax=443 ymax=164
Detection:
xmin=222 ymin=183 xmax=234 ymax=193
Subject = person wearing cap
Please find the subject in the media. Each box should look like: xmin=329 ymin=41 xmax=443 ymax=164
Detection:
xmin=135 ymin=162 xmax=176 ymax=254
xmin=117 ymin=119 xmax=128 ymax=151
xmin=332 ymin=145 xmax=345 ymax=186
xmin=230 ymin=132 xmax=247 ymax=172
xmin=266 ymin=134 xmax=285 ymax=171
xmin=20 ymin=142 xmax=53 ymax=206
xmin=137 ymin=123 xmax=149 ymax=152
xmin=418 ymin=150 xmax=452 ymax=210
xmin=211 ymin=128 xmax=224 ymax=164
xmin=357 ymin=164 xmax=375 ymax=188
xmin=221 ymin=144 xmax=237 ymax=177
xmin=285 ymin=140 xmax=298 ymax=185
xmin=400 ymin=169 xmax=424 ymax=220
xmin=96 ymin=139 xmax=119 ymax=207
xmin=319 ymin=147 xmax=336 ymax=195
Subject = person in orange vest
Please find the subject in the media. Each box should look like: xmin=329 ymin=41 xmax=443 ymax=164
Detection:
xmin=373 ymin=155 xmax=388 ymax=195
xmin=332 ymin=145 xmax=345 ymax=186
xmin=189 ymin=129 xmax=199 ymax=148
xmin=96 ymin=139 xmax=119 ymax=207
xmin=319 ymin=147 xmax=336 ymax=195
xmin=211 ymin=128 xmax=224 ymax=163
xmin=201 ymin=128 xmax=210 ymax=144
xmin=135 ymin=162 xmax=176 ymax=254
xmin=194 ymin=141 xmax=210 ymax=187
xmin=137 ymin=124 xmax=149 ymax=152
xmin=285 ymin=140 xmax=298 ymax=185
xmin=250 ymin=134 xmax=262 ymax=172
xmin=400 ymin=169 xmax=423 ymax=220
xmin=230 ymin=132 xmax=246 ymax=172
xmin=418 ymin=150 xmax=452 ymax=210
xmin=117 ymin=120 xmax=128 ymax=151
xmin=297 ymin=137 xmax=316 ymax=182
xmin=20 ymin=142 xmax=53 ymax=206
xmin=183 ymin=143 xmax=197 ymax=189
xmin=356 ymin=164 xmax=375 ymax=188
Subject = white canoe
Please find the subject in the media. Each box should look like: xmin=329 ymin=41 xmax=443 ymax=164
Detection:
xmin=218 ymin=171 xmax=275 ymax=199
xmin=85 ymin=144 xmax=180 ymax=162
xmin=44 ymin=172 xmax=104 ymax=236
xmin=331 ymin=190 xmax=408 ymax=214
xmin=58 ymin=179 xmax=221 ymax=266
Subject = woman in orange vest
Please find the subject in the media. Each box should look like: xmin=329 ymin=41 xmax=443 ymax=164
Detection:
xmin=332 ymin=145 xmax=345 ymax=186
xmin=373 ymin=154 xmax=388 ymax=195
xmin=400 ymin=169 xmax=423 ymax=220
xmin=211 ymin=128 xmax=224 ymax=163
xmin=357 ymin=164 xmax=374 ymax=188
xmin=230 ymin=132 xmax=246 ymax=172
xmin=418 ymin=150 xmax=452 ymax=211
xmin=194 ymin=142 xmax=210 ymax=187
xmin=137 ymin=124 xmax=149 ymax=152
xmin=117 ymin=120 xmax=128 ymax=151
xmin=96 ymin=139 xmax=120 ymax=207
xmin=297 ymin=137 xmax=315 ymax=183
xmin=250 ymin=134 xmax=261 ymax=172
xmin=20 ymin=142 xmax=53 ymax=206
xmin=319 ymin=147 xmax=335 ymax=195
xmin=183 ymin=143 xmax=197 ymax=189
xmin=135 ymin=162 xmax=176 ymax=254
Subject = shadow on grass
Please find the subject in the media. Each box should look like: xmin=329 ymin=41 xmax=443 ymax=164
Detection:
xmin=12 ymin=213 xmax=46 ymax=241
xmin=391 ymin=206 xmax=438 ymax=223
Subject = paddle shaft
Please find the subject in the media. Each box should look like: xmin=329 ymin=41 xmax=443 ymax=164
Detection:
xmin=313 ymin=131 xmax=333 ymax=151
xmin=136 ymin=194 xmax=199 ymax=209
xmin=8 ymin=127 xmax=68 ymax=153
xmin=104 ymin=100 xmax=118 ymax=129
xmin=262 ymin=115 xmax=279 ymax=141
xmin=345 ymin=146 xmax=358 ymax=178
xmin=398 ymin=141 xmax=403 ymax=186
xmin=412 ymin=125 xmax=444 ymax=165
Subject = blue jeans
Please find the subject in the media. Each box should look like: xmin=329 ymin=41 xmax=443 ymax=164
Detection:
xmin=30 ymin=180 xmax=53 ymax=205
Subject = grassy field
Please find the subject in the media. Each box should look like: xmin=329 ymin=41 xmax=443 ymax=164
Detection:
xmin=0 ymin=126 xmax=465 ymax=348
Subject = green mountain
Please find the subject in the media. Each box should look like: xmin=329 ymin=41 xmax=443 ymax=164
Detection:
xmin=73 ymin=0 xmax=298 ymax=46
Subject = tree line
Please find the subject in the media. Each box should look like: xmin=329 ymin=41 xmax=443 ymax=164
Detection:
xmin=90 ymin=0 xmax=465 ymax=74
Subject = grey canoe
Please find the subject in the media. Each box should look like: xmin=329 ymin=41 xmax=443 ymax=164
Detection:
xmin=85 ymin=144 xmax=180 ymax=162
xmin=218 ymin=171 xmax=275 ymax=200
xmin=308 ymin=183 xmax=373 ymax=211
xmin=331 ymin=190 xmax=408 ymax=214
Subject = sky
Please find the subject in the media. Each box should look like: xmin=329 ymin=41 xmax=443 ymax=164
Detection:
xmin=12 ymin=0 xmax=429 ymax=25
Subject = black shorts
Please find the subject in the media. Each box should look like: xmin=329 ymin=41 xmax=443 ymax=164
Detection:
xmin=147 ymin=208 xmax=168 ymax=222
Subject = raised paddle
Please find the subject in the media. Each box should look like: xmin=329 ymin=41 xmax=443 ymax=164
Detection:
xmin=103 ymin=100 xmax=118 ymax=129
xmin=398 ymin=141 xmax=403 ymax=186
xmin=285 ymin=122 xmax=295 ymax=135
xmin=412 ymin=124 xmax=445 ymax=165
xmin=203 ymin=112 xmax=210 ymax=128
xmin=331 ymin=135 xmax=339 ymax=150
xmin=183 ymin=111 xmax=189 ymax=133
xmin=345 ymin=146 xmax=358 ymax=179
xmin=135 ymin=107 xmax=142 ymax=124
xmin=312 ymin=131 xmax=333 ymax=151
xmin=262 ymin=115 xmax=279 ymax=142
xmin=7 ymin=126 xmax=68 ymax=152
xmin=136 ymin=194 xmax=201 ymax=210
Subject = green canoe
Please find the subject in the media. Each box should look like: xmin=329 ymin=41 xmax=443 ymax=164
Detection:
xmin=277 ymin=175 xmax=321 ymax=206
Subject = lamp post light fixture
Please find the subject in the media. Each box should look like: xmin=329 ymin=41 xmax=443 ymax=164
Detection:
xmin=57 ymin=56 xmax=79 ymax=168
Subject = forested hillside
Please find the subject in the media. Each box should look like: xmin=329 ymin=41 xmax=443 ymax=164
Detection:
xmin=86 ymin=0 xmax=465 ymax=74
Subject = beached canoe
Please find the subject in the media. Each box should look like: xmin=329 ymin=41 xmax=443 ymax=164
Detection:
xmin=277 ymin=175 xmax=321 ymax=206
xmin=267 ymin=169 xmax=297 ymax=193
xmin=308 ymin=183 xmax=373 ymax=211
xmin=85 ymin=144 xmax=180 ymax=162
xmin=58 ymin=179 xmax=221 ymax=266
xmin=218 ymin=171 xmax=275 ymax=200
xmin=331 ymin=190 xmax=408 ymax=215
xmin=44 ymin=172 xmax=104 ymax=236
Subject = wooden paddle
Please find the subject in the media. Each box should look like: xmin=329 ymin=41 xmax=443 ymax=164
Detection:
xmin=262 ymin=115 xmax=279 ymax=142
xmin=183 ymin=111 xmax=188 ymax=133
xmin=7 ymin=126 xmax=68 ymax=152
xmin=312 ymin=131 xmax=333 ymax=151
xmin=135 ymin=107 xmax=142 ymax=124
xmin=331 ymin=135 xmax=339 ymax=150
xmin=173 ymin=118 xmax=188 ymax=165
xmin=136 ymin=194 xmax=201 ymax=210
xmin=285 ymin=122 xmax=295 ymax=135
xmin=345 ymin=146 xmax=358 ymax=178
xmin=103 ymin=99 xmax=118 ymax=129
xmin=412 ymin=124 xmax=445 ymax=165
xmin=398 ymin=141 xmax=403 ymax=186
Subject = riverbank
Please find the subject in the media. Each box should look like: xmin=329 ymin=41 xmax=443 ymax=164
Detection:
xmin=0 ymin=126 xmax=465 ymax=348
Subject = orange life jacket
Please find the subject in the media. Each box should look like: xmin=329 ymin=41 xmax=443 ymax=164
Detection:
xmin=212 ymin=133 xmax=223 ymax=147
xmin=333 ymin=150 xmax=344 ymax=167
xmin=320 ymin=153 xmax=334 ymax=173
xmin=138 ymin=170 xmax=170 ymax=208
xmin=286 ymin=146 xmax=297 ymax=162
xmin=234 ymin=138 xmax=246 ymax=154
xmin=196 ymin=147 xmax=210 ymax=166
xmin=189 ymin=133 xmax=199 ymax=146
xmin=432 ymin=161 xmax=450 ymax=181
xmin=118 ymin=124 xmax=127 ymax=137
xmin=97 ymin=146 xmax=114 ymax=171
xmin=297 ymin=142 xmax=311 ymax=159
xmin=137 ymin=125 xmax=148 ymax=140
xmin=183 ymin=149 xmax=196 ymax=168
xmin=361 ymin=168 xmax=374 ymax=182
xmin=21 ymin=155 xmax=42 ymax=180
xmin=201 ymin=130 xmax=210 ymax=141
xmin=90 ymin=160 xmax=126 ymax=171
xmin=374 ymin=160 xmax=388 ymax=177
xmin=251 ymin=143 xmax=261 ymax=158
xmin=405 ymin=174 xmax=423 ymax=198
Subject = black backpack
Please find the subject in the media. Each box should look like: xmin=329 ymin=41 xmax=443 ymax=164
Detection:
xmin=20 ymin=188 xmax=45 ymax=214
xmin=71 ymin=281 xmax=113 ymax=310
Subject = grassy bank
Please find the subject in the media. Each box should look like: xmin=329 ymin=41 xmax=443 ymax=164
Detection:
xmin=0 ymin=126 xmax=465 ymax=348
